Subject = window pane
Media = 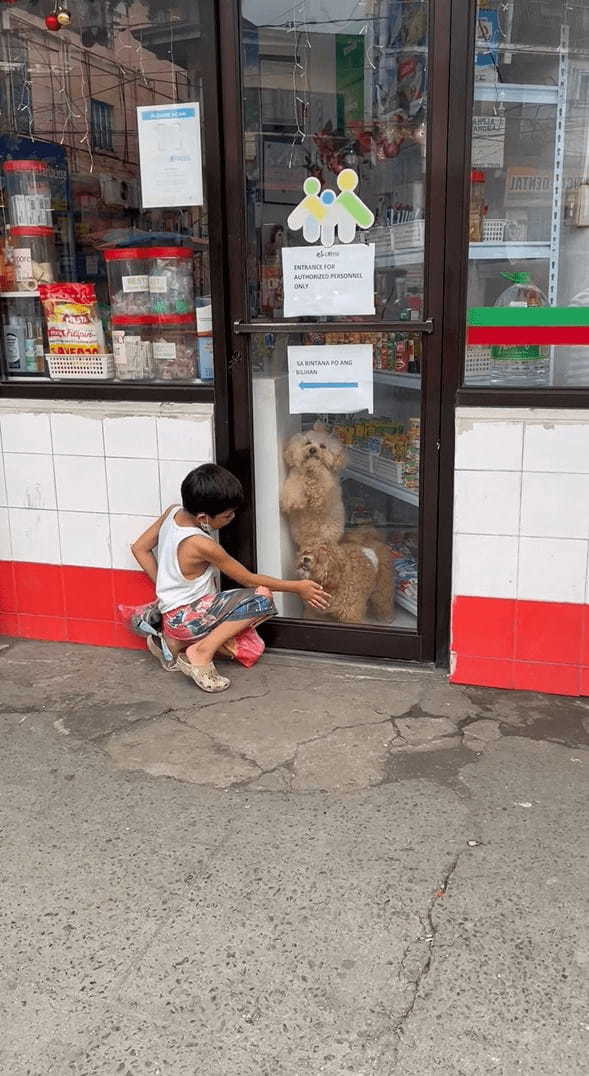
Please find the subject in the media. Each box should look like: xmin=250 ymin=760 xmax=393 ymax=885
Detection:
xmin=241 ymin=0 xmax=428 ymax=324
xmin=464 ymin=1 xmax=589 ymax=387
xmin=0 ymin=0 xmax=214 ymax=385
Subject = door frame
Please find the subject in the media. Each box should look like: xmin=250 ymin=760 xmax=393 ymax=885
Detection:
xmin=213 ymin=0 xmax=461 ymax=664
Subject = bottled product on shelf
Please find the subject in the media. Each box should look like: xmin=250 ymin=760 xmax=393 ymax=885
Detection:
xmin=3 ymin=160 xmax=52 ymax=227
xmin=468 ymin=169 xmax=486 ymax=242
xmin=11 ymin=226 xmax=57 ymax=291
xmin=2 ymin=295 xmax=45 ymax=373
xmin=490 ymin=271 xmax=549 ymax=386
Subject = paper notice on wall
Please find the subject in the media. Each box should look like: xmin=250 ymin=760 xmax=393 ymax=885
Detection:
xmin=471 ymin=116 xmax=505 ymax=167
xmin=288 ymin=344 xmax=373 ymax=415
xmin=282 ymin=244 xmax=375 ymax=318
xmin=137 ymin=103 xmax=203 ymax=208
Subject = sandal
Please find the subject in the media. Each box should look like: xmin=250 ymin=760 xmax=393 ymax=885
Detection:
xmin=147 ymin=635 xmax=178 ymax=671
xmin=176 ymin=655 xmax=231 ymax=693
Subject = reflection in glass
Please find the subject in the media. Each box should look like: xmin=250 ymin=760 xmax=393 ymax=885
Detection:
xmin=242 ymin=0 xmax=428 ymax=322
xmin=465 ymin=1 xmax=589 ymax=387
xmin=0 ymin=0 xmax=213 ymax=384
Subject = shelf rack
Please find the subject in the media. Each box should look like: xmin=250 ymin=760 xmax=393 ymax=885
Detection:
xmin=374 ymin=371 xmax=421 ymax=389
xmin=343 ymin=464 xmax=419 ymax=506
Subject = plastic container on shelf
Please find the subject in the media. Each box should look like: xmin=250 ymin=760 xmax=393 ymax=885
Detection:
xmin=111 ymin=316 xmax=155 ymax=380
xmin=10 ymin=226 xmax=56 ymax=291
xmin=104 ymin=246 xmax=194 ymax=316
xmin=152 ymin=314 xmax=198 ymax=381
xmin=489 ymin=271 xmax=549 ymax=386
xmin=1 ymin=294 xmax=45 ymax=373
xmin=3 ymin=160 xmax=52 ymax=227
xmin=147 ymin=247 xmax=194 ymax=315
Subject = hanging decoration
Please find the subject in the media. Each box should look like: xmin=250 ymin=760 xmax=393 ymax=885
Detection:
xmin=45 ymin=4 xmax=72 ymax=31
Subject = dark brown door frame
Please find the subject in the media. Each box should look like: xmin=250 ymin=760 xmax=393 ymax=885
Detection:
xmin=214 ymin=0 xmax=465 ymax=665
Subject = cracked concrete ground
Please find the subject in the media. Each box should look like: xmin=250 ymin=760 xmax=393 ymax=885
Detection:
xmin=1 ymin=637 xmax=588 ymax=1075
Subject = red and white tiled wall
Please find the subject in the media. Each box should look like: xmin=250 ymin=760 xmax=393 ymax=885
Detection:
xmin=0 ymin=400 xmax=214 ymax=648
xmin=451 ymin=407 xmax=589 ymax=696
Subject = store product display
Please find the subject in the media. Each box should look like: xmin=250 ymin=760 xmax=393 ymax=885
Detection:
xmin=2 ymin=295 xmax=44 ymax=373
xmin=11 ymin=226 xmax=56 ymax=290
xmin=3 ymin=160 xmax=52 ymax=227
xmin=332 ymin=415 xmax=421 ymax=493
xmin=104 ymin=247 xmax=194 ymax=317
xmin=38 ymin=283 xmax=105 ymax=354
xmin=489 ymin=271 xmax=549 ymax=386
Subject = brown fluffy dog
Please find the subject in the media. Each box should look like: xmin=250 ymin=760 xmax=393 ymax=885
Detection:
xmin=297 ymin=528 xmax=394 ymax=624
xmin=280 ymin=425 xmax=346 ymax=550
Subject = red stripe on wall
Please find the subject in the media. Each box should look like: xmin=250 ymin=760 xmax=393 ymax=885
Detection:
xmin=0 ymin=560 xmax=155 ymax=651
xmin=451 ymin=594 xmax=589 ymax=697
xmin=467 ymin=326 xmax=589 ymax=346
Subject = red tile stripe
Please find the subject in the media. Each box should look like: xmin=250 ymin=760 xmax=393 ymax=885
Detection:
xmin=451 ymin=594 xmax=589 ymax=697
xmin=467 ymin=326 xmax=589 ymax=346
xmin=0 ymin=559 xmax=155 ymax=651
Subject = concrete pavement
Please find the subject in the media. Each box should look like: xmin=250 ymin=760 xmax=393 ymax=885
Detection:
xmin=0 ymin=637 xmax=588 ymax=1074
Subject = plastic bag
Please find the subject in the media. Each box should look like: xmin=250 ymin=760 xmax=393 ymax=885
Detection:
xmin=223 ymin=627 xmax=266 ymax=669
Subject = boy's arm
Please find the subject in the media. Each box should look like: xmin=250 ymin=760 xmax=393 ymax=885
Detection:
xmin=192 ymin=537 xmax=330 ymax=610
xmin=130 ymin=507 xmax=173 ymax=584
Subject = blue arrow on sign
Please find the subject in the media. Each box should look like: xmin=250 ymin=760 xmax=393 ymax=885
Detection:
xmin=299 ymin=381 xmax=359 ymax=389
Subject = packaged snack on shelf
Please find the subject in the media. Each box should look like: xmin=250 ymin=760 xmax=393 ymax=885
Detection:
xmin=3 ymin=160 xmax=52 ymax=227
xmin=11 ymin=226 xmax=56 ymax=291
xmin=39 ymin=283 xmax=105 ymax=354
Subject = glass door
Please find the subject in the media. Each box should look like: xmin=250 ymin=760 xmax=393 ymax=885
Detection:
xmin=223 ymin=0 xmax=449 ymax=661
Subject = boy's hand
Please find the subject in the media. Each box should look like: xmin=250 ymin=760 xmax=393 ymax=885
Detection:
xmin=297 ymin=579 xmax=331 ymax=610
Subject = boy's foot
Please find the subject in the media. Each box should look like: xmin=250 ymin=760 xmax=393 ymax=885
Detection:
xmin=176 ymin=655 xmax=231 ymax=693
xmin=147 ymin=635 xmax=178 ymax=671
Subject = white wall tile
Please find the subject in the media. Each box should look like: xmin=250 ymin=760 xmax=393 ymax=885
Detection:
xmin=54 ymin=456 xmax=108 ymax=513
xmin=454 ymin=470 xmax=521 ymax=536
xmin=159 ymin=459 xmax=192 ymax=510
xmin=521 ymin=472 xmax=589 ymax=539
xmin=10 ymin=508 xmax=60 ymax=563
xmin=106 ymin=457 xmax=160 ymax=516
xmin=51 ymin=413 xmax=103 ymax=456
xmin=4 ymin=453 xmax=56 ymax=510
xmin=518 ymin=537 xmax=587 ymax=603
xmin=156 ymin=417 xmax=213 ymax=462
xmin=110 ymin=513 xmax=153 ymax=571
xmin=0 ymin=507 xmax=11 ymax=559
xmin=452 ymin=533 xmax=518 ymax=599
xmin=59 ymin=512 xmax=111 ymax=568
xmin=0 ymin=412 xmax=51 ymax=454
xmin=455 ymin=419 xmax=523 ymax=471
xmin=524 ymin=422 xmax=589 ymax=473
xmin=103 ymin=416 xmax=157 ymax=459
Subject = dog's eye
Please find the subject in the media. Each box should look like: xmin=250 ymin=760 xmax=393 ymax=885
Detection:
xmin=304 ymin=440 xmax=311 ymax=445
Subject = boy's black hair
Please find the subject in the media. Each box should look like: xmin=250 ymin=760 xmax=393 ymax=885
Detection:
xmin=181 ymin=463 xmax=244 ymax=517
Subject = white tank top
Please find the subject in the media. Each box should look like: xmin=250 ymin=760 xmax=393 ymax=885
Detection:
xmin=156 ymin=507 xmax=219 ymax=613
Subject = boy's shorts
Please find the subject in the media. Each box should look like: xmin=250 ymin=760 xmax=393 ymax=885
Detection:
xmin=163 ymin=588 xmax=276 ymax=668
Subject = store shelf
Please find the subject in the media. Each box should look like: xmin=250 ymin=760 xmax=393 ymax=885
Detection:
xmin=0 ymin=291 xmax=39 ymax=298
xmin=474 ymin=83 xmax=558 ymax=105
xmin=396 ymin=591 xmax=418 ymax=618
xmin=375 ymin=247 xmax=424 ymax=268
xmin=469 ymin=242 xmax=551 ymax=261
xmin=343 ymin=465 xmax=419 ymax=506
xmin=374 ymin=371 xmax=421 ymax=389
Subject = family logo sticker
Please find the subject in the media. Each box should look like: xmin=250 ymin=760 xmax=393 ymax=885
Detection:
xmin=287 ymin=169 xmax=374 ymax=247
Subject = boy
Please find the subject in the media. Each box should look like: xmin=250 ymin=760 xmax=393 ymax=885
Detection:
xmin=131 ymin=463 xmax=329 ymax=693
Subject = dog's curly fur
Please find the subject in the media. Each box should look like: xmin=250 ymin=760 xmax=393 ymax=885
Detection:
xmin=297 ymin=528 xmax=394 ymax=624
xmin=280 ymin=426 xmax=346 ymax=550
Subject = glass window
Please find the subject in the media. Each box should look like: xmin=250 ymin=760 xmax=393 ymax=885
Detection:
xmin=464 ymin=1 xmax=589 ymax=388
xmin=0 ymin=0 xmax=214 ymax=386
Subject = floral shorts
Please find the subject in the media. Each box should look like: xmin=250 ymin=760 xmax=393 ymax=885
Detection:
xmin=164 ymin=588 xmax=276 ymax=668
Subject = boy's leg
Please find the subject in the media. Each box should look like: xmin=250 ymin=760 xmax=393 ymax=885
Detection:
xmin=184 ymin=615 xmax=264 ymax=668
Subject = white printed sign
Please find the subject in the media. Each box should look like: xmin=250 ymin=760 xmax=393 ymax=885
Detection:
xmin=137 ymin=102 xmax=203 ymax=209
xmin=282 ymin=244 xmax=375 ymax=318
xmin=288 ymin=344 xmax=373 ymax=415
xmin=472 ymin=116 xmax=506 ymax=167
